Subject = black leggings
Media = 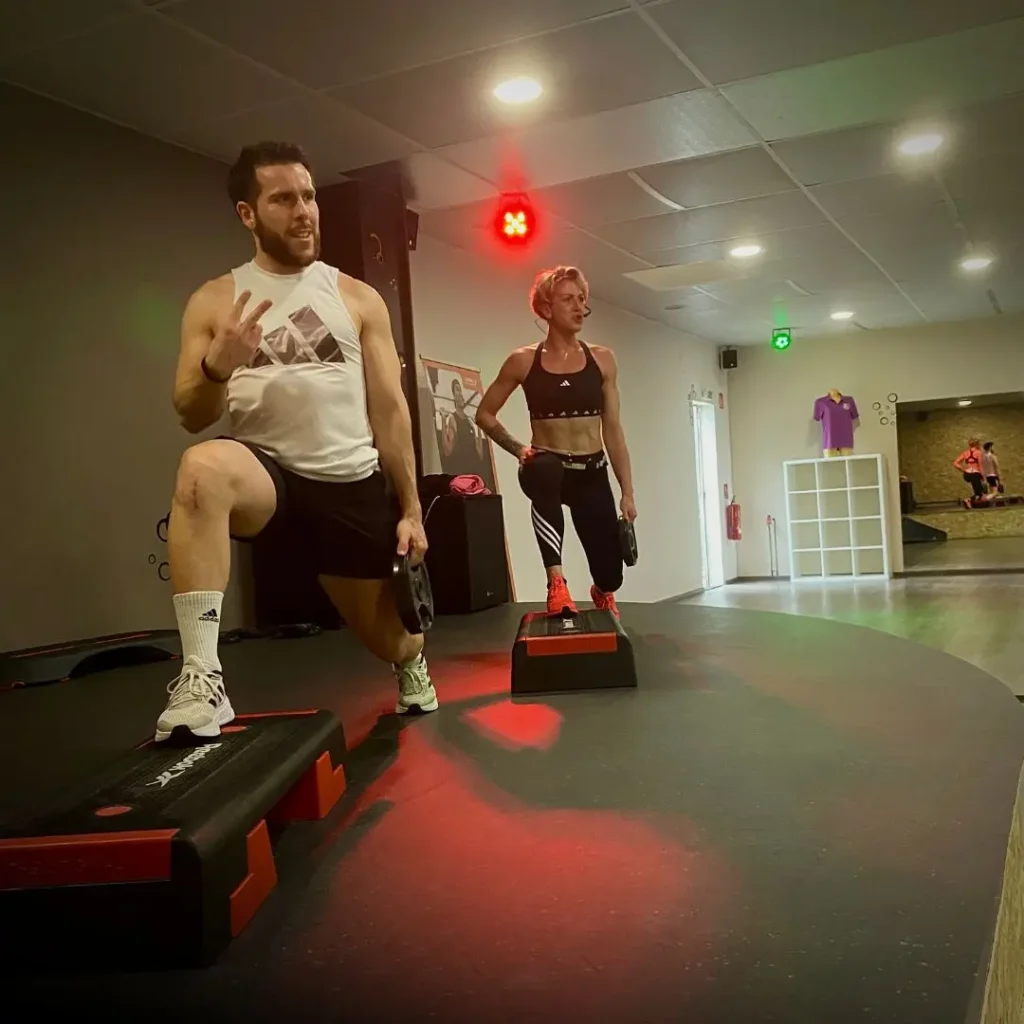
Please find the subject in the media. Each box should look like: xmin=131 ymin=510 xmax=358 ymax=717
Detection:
xmin=964 ymin=472 xmax=986 ymax=498
xmin=518 ymin=450 xmax=623 ymax=594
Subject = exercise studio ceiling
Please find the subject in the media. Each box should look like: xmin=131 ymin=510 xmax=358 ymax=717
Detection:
xmin=4 ymin=0 xmax=1023 ymax=344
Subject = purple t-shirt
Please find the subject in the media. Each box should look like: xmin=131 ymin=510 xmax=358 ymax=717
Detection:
xmin=813 ymin=395 xmax=859 ymax=450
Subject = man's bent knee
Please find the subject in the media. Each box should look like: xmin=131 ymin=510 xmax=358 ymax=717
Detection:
xmin=173 ymin=440 xmax=277 ymax=534
xmin=174 ymin=443 xmax=235 ymax=513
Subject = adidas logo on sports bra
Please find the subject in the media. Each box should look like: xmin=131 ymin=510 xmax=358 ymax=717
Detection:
xmin=560 ymin=380 xmax=570 ymax=387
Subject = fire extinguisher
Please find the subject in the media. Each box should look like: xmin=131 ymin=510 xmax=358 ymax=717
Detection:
xmin=726 ymin=498 xmax=742 ymax=541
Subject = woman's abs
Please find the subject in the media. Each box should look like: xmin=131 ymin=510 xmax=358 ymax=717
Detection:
xmin=530 ymin=415 xmax=603 ymax=456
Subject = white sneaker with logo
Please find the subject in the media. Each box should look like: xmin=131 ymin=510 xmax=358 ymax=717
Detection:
xmin=155 ymin=655 xmax=235 ymax=743
xmin=394 ymin=653 xmax=438 ymax=715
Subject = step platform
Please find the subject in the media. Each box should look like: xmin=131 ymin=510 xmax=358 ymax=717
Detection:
xmin=0 ymin=629 xmax=181 ymax=689
xmin=0 ymin=709 xmax=346 ymax=969
xmin=511 ymin=608 xmax=637 ymax=696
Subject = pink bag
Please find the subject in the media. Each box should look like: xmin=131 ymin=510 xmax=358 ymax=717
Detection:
xmin=450 ymin=474 xmax=491 ymax=496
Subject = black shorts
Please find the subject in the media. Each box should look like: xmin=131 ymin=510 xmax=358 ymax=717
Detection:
xmin=230 ymin=440 xmax=400 ymax=580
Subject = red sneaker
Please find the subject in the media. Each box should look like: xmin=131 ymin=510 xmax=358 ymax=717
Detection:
xmin=547 ymin=576 xmax=577 ymax=615
xmin=590 ymin=585 xmax=620 ymax=620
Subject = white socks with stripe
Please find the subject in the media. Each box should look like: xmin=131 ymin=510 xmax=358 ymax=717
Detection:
xmin=173 ymin=591 xmax=223 ymax=672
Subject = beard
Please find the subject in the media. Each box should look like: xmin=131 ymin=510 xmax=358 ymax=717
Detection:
xmin=254 ymin=216 xmax=320 ymax=268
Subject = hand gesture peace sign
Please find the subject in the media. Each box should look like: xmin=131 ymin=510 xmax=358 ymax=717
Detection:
xmin=205 ymin=290 xmax=273 ymax=381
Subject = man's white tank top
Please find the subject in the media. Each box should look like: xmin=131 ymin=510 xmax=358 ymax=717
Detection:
xmin=226 ymin=260 xmax=378 ymax=482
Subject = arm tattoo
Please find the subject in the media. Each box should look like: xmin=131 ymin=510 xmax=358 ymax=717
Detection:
xmin=480 ymin=420 xmax=525 ymax=457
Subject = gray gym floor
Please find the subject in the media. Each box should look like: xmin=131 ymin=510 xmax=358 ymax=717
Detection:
xmin=1 ymin=602 xmax=1022 ymax=1022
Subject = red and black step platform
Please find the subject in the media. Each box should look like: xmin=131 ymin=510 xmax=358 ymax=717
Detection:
xmin=511 ymin=608 xmax=637 ymax=696
xmin=0 ymin=710 xmax=346 ymax=969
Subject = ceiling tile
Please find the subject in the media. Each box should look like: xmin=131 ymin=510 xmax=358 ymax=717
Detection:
xmin=0 ymin=14 xmax=302 ymax=135
xmin=332 ymin=14 xmax=699 ymax=149
xmin=635 ymin=146 xmax=796 ymax=209
xmin=809 ymin=174 xmax=948 ymax=225
xmin=431 ymin=89 xmax=757 ymax=193
xmin=0 ymin=0 xmax=136 ymax=62
xmin=902 ymin=283 xmax=1002 ymax=321
xmin=636 ymin=223 xmax=854 ymax=267
xmin=165 ymin=94 xmax=416 ymax=179
xmin=772 ymin=123 xmax=903 ymax=185
xmin=595 ymin=190 xmax=826 ymax=254
xmin=162 ymin=0 xmax=630 ymax=90
xmin=531 ymin=174 xmax=672 ymax=227
xmin=846 ymin=210 xmax=968 ymax=282
xmin=404 ymin=153 xmax=496 ymax=211
xmin=773 ymin=92 xmax=1024 ymax=186
xmin=941 ymin=153 xmax=1024 ymax=211
xmin=722 ymin=18 xmax=1024 ymax=142
xmin=646 ymin=0 xmax=1024 ymax=85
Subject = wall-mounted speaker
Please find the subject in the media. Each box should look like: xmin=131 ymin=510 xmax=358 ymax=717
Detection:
xmin=720 ymin=348 xmax=738 ymax=370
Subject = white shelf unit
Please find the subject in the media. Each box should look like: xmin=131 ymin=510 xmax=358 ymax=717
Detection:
xmin=783 ymin=454 xmax=892 ymax=580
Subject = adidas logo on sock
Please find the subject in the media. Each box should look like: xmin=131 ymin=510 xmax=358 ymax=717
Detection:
xmin=199 ymin=609 xmax=219 ymax=622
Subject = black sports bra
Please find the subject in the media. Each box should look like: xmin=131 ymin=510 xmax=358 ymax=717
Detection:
xmin=522 ymin=342 xmax=604 ymax=421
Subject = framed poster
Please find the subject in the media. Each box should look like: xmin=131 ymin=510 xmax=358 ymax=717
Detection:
xmin=419 ymin=358 xmax=499 ymax=491
xmin=417 ymin=357 xmax=515 ymax=600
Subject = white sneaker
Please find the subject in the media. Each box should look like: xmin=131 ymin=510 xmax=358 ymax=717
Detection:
xmin=155 ymin=655 xmax=235 ymax=743
xmin=394 ymin=653 xmax=438 ymax=715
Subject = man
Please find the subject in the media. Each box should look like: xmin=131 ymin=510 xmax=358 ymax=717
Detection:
xmin=476 ymin=266 xmax=637 ymax=617
xmin=157 ymin=141 xmax=436 ymax=744
xmin=441 ymin=378 xmax=489 ymax=480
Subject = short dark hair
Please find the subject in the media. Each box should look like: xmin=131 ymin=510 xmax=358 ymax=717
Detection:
xmin=984 ymin=441 xmax=995 ymax=451
xmin=227 ymin=141 xmax=311 ymax=207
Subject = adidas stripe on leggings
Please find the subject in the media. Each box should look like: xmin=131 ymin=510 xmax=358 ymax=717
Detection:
xmin=518 ymin=449 xmax=623 ymax=593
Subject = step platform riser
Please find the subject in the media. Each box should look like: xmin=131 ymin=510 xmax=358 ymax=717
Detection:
xmin=0 ymin=709 xmax=346 ymax=969
xmin=511 ymin=609 xmax=638 ymax=696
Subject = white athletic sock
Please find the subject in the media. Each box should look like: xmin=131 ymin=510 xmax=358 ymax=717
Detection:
xmin=173 ymin=591 xmax=224 ymax=672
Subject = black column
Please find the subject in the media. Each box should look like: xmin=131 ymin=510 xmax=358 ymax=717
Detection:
xmin=249 ymin=163 xmax=422 ymax=632
xmin=316 ymin=167 xmax=422 ymax=478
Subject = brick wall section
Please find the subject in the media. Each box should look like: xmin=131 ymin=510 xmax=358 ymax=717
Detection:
xmin=897 ymin=405 xmax=1024 ymax=503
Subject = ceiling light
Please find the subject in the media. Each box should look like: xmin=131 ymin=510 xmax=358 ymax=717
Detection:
xmin=897 ymin=131 xmax=945 ymax=156
xmin=958 ymin=400 xmax=972 ymax=407
xmin=830 ymin=310 xmax=854 ymax=321
xmin=729 ymin=244 xmax=762 ymax=258
xmin=960 ymin=255 xmax=994 ymax=272
xmin=493 ymin=77 xmax=542 ymax=105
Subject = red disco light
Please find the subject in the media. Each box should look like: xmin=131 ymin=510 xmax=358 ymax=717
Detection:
xmin=495 ymin=192 xmax=534 ymax=244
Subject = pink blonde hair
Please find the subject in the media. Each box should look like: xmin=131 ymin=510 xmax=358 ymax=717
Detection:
xmin=529 ymin=266 xmax=590 ymax=319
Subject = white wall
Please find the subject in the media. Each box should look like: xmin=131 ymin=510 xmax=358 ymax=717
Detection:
xmin=409 ymin=234 xmax=736 ymax=602
xmin=726 ymin=314 xmax=1024 ymax=576
xmin=0 ymin=84 xmax=251 ymax=653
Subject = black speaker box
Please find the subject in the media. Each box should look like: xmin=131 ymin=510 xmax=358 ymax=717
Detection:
xmin=425 ymin=494 xmax=510 ymax=615
xmin=720 ymin=348 xmax=738 ymax=369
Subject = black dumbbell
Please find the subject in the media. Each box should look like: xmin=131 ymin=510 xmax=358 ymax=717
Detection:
xmin=619 ymin=517 xmax=638 ymax=567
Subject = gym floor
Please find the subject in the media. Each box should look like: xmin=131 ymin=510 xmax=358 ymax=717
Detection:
xmin=902 ymin=536 xmax=1024 ymax=573
xmin=689 ymin=574 xmax=1024 ymax=696
xmin=3 ymin=600 xmax=1023 ymax=1022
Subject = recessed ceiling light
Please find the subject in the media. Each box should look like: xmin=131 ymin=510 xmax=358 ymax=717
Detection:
xmin=493 ymin=77 xmax=542 ymax=104
xmin=897 ymin=131 xmax=945 ymax=156
xmin=729 ymin=244 xmax=762 ymax=258
xmin=958 ymin=400 xmax=972 ymax=407
xmin=830 ymin=310 xmax=854 ymax=321
xmin=960 ymin=255 xmax=994 ymax=272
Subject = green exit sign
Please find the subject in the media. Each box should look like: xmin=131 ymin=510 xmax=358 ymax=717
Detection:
xmin=771 ymin=328 xmax=792 ymax=351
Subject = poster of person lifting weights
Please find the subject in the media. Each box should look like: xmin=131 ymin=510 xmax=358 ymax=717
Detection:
xmin=418 ymin=357 xmax=499 ymax=493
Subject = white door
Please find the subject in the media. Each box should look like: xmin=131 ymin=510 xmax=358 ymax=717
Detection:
xmin=692 ymin=401 xmax=725 ymax=590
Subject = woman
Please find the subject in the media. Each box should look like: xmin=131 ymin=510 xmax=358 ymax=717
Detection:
xmin=953 ymin=438 xmax=990 ymax=506
xmin=476 ymin=266 xmax=637 ymax=617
